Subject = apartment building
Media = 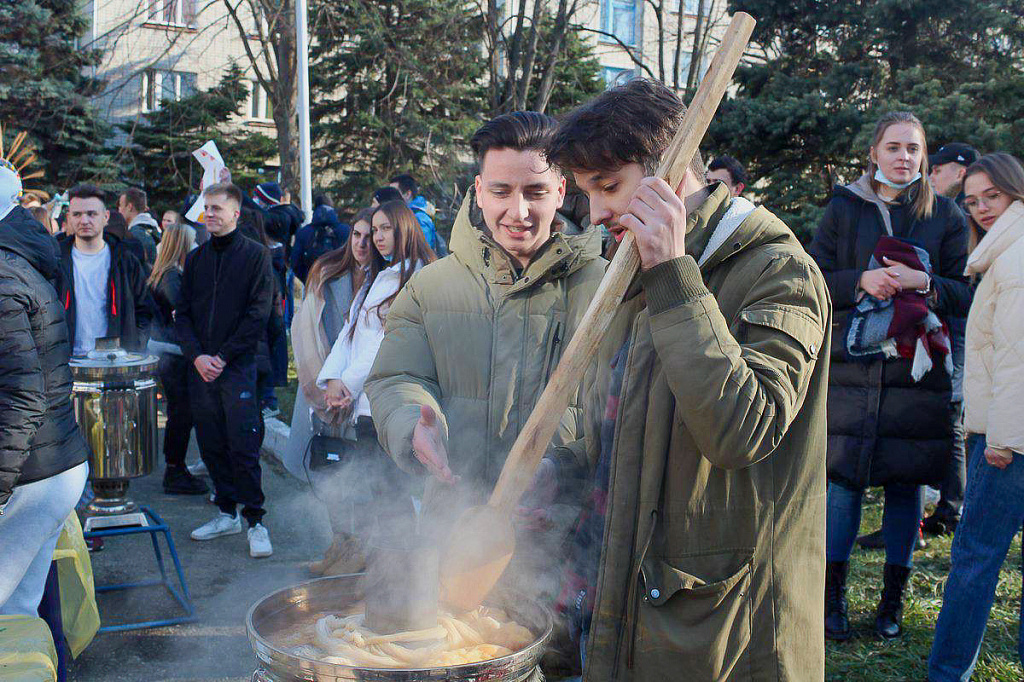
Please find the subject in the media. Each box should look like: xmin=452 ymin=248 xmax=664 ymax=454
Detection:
xmin=82 ymin=0 xmax=275 ymax=141
xmin=83 ymin=0 xmax=727 ymax=140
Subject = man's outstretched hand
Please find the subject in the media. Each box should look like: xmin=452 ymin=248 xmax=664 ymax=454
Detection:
xmin=412 ymin=405 xmax=458 ymax=483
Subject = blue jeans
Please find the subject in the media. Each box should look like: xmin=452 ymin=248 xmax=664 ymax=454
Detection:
xmin=826 ymin=481 xmax=923 ymax=567
xmin=928 ymin=435 xmax=1024 ymax=681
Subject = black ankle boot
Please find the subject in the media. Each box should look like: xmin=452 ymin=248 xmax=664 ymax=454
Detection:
xmin=875 ymin=563 xmax=911 ymax=639
xmin=164 ymin=465 xmax=210 ymax=495
xmin=825 ymin=561 xmax=851 ymax=641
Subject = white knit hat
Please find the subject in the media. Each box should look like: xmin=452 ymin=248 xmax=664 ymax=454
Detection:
xmin=0 ymin=159 xmax=21 ymax=222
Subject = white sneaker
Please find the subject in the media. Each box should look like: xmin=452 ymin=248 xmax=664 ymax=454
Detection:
xmin=191 ymin=512 xmax=242 ymax=540
xmin=248 ymin=524 xmax=273 ymax=558
xmin=187 ymin=460 xmax=208 ymax=476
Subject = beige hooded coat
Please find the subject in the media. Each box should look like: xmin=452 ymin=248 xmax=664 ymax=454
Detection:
xmin=964 ymin=199 xmax=1024 ymax=454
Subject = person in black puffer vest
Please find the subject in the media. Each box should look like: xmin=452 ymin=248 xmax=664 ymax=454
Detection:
xmin=0 ymin=173 xmax=90 ymax=615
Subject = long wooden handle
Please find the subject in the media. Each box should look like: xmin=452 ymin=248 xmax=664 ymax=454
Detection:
xmin=488 ymin=12 xmax=757 ymax=512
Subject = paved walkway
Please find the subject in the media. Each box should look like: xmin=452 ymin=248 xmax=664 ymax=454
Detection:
xmin=70 ymin=421 xmax=330 ymax=681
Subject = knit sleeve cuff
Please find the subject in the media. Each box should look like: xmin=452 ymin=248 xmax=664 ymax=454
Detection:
xmin=641 ymin=255 xmax=711 ymax=315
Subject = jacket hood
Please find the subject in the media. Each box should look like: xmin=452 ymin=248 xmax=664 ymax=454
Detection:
xmin=449 ymin=189 xmax=602 ymax=291
xmin=408 ymin=195 xmax=432 ymax=215
xmin=129 ymin=212 xmax=159 ymax=229
xmin=687 ymin=182 xmax=795 ymax=273
xmin=0 ymin=205 xmax=60 ymax=279
xmin=967 ymin=200 xmax=1024 ymax=276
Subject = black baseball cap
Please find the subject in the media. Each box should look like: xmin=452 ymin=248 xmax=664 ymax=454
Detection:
xmin=929 ymin=143 xmax=979 ymax=168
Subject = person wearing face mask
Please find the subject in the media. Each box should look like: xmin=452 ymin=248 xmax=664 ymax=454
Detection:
xmin=285 ymin=208 xmax=378 ymax=575
xmin=365 ymin=112 xmax=607 ymax=599
xmin=314 ymin=201 xmax=435 ymax=558
xmin=809 ymin=111 xmax=972 ymax=641
xmin=927 ymin=152 xmax=1024 ymax=680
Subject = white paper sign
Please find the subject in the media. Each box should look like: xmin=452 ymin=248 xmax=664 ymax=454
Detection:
xmin=184 ymin=140 xmax=227 ymax=223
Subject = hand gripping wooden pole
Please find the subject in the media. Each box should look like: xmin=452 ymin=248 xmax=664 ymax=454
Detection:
xmin=440 ymin=12 xmax=757 ymax=613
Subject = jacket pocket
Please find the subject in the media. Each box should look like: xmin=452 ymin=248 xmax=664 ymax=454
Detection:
xmin=634 ymin=552 xmax=753 ymax=681
xmin=740 ymin=305 xmax=823 ymax=360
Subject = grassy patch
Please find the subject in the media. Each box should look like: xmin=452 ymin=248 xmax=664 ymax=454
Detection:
xmin=826 ymin=488 xmax=1023 ymax=680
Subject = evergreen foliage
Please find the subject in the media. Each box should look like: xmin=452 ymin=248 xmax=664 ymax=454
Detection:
xmin=708 ymin=0 xmax=1024 ymax=240
xmin=0 ymin=0 xmax=118 ymax=188
xmin=119 ymin=64 xmax=277 ymax=212
xmin=311 ymin=0 xmax=487 ymax=213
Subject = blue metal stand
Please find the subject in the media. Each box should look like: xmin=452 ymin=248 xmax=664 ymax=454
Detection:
xmin=84 ymin=506 xmax=197 ymax=633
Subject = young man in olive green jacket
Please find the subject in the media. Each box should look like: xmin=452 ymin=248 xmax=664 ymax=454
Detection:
xmin=365 ymin=113 xmax=606 ymax=582
xmin=542 ymin=79 xmax=831 ymax=680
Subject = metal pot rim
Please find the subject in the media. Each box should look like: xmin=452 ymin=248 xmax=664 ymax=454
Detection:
xmin=246 ymin=574 xmax=553 ymax=680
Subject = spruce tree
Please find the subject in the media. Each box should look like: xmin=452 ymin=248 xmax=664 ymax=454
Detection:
xmin=120 ymin=65 xmax=277 ymax=211
xmin=0 ymin=0 xmax=118 ymax=187
xmin=311 ymin=0 xmax=488 ymax=212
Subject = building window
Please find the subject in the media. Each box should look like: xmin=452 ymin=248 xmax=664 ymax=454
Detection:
xmin=668 ymin=0 xmax=700 ymax=13
xmin=141 ymin=69 xmax=197 ymax=111
xmin=602 ymin=67 xmax=634 ymax=88
xmin=249 ymin=81 xmax=274 ymax=121
xmin=601 ymin=0 xmax=636 ymax=47
xmin=147 ymin=0 xmax=198 ymax=27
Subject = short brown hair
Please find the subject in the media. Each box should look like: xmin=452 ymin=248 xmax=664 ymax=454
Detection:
xmin=546 ymin=78 xmax=705 ymax=177
xmin=120 ymin=187 xmax=147 ymax=212
xmin=68 ymin=184 xmax=107 ymax=206
xmin=470 ymin=111 xmax=559 ymax=167
xmin=203 ymin=182 xmax=243 ymax=206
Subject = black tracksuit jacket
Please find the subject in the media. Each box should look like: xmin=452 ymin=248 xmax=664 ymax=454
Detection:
xmin=175 ymin=229 xmax=274 ymax=367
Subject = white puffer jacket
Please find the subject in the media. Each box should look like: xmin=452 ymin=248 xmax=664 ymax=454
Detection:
xmin=317 ymin=260 xmax=421 ymax=419
xmin=964 ymin=200 xmax=1024 ymax=454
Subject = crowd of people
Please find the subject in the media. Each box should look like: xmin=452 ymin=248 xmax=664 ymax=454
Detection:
xmin=0 ymin=76 xmax=1022 ymax=681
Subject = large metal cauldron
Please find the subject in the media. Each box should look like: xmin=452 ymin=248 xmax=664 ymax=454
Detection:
xmin=247 ymin=575 xmax=552 ymax=682
xmin=70 ymin=340 xmax=159 ymax=515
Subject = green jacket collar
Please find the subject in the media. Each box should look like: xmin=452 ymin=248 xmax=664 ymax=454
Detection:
xmin=450 ymin=189 xmax=602 ymax=293
xmin=687 ymin=182 xmax=791 ymax=273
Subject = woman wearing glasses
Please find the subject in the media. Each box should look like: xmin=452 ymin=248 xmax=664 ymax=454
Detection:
xmin=929 ymin=153 xmax=1024 ymax=681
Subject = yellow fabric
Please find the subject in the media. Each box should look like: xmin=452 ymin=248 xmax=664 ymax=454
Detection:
xmin=0 ymin=615 xmax=57 ymax=682
xmin=51 ymin=513 xmax=99 ymax=657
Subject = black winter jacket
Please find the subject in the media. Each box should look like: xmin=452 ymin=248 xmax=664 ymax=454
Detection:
xmin=0 ymin=207 xmax=90 ymax=506
xmin=175 ymin=229 xmax=274 ymax=366
xmin=149 ymin=268 xmax=183 ymax=345
xmin=57 ymin=232 xmax=154 ymax=352
xmin=808 ymin=181 xmax=971 ymax=488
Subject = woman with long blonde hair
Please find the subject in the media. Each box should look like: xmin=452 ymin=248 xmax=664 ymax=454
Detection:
xmin=147 ymin=224 xmax=207 ymax=495
xmin=809 ymin=111 xmax=973 ymax=641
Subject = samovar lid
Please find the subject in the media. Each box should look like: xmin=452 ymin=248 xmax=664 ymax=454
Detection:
xmin=70 ymin=337 xmax=158 ymax=377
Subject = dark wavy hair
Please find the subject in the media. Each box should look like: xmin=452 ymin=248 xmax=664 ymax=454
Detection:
xmin=545 ymin=78 xmax=705 ymax=177
xmin=470 ymin=111 xmax=559 ymax=169
xmin=306 ymin=207 xmax=378 ymax=298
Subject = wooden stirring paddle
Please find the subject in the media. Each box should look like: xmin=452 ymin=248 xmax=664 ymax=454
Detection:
xmin=439 ymin=11 xmax=758 ymax=614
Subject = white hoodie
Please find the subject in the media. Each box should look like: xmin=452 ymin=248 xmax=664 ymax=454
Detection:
xmin=964 ymin=200 xmax=1024 ymax=454
xmin=317 ymin=259 xmax=421 ymax=419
